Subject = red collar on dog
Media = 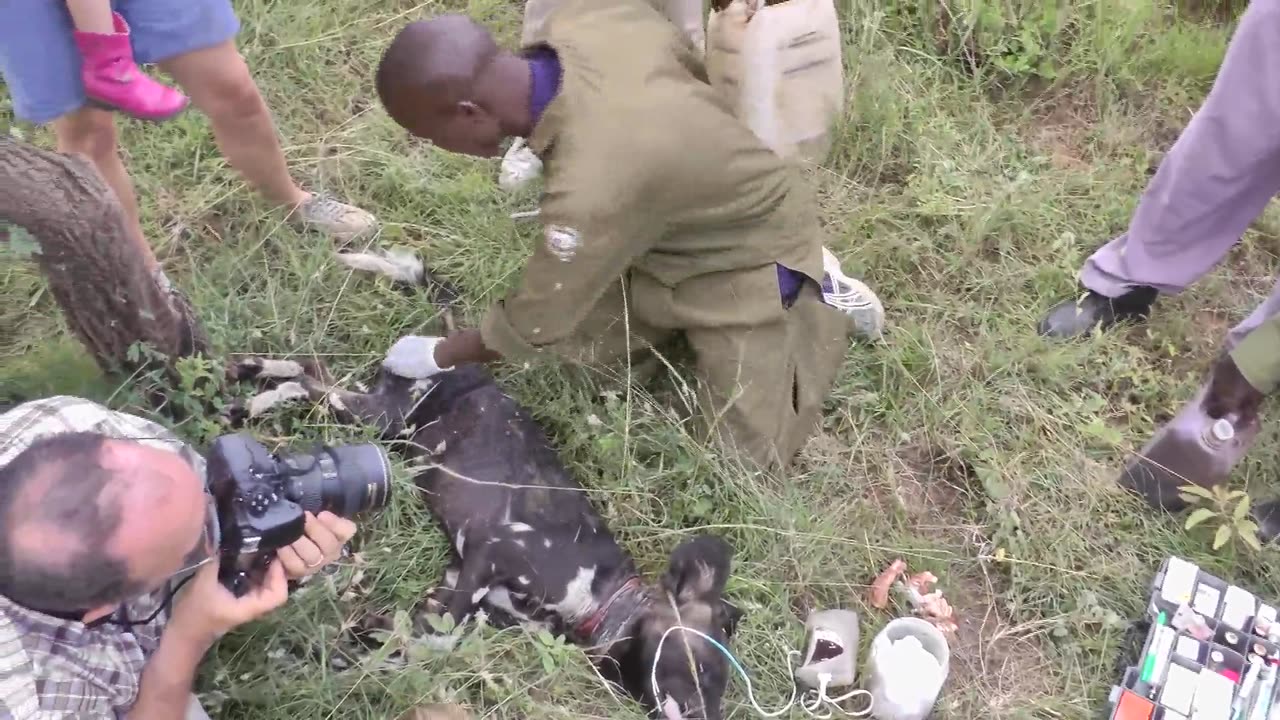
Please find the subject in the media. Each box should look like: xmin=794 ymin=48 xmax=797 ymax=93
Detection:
xmin=577 ymin=575 xmax=643 ymax=640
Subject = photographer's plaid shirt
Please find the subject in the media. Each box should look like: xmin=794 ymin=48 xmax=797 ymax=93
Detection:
xmin=0 ymin=396 xmax=206 ymax=719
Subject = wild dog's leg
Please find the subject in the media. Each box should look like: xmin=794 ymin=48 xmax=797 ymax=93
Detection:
xmin=224 ymin=352 xmax=429 ymax=437
xmin=442 ymin=541 xmax=507 ymax=628
xmin=333 ymin=247 xmax=462 ymax=317
xmin=224 ymin=355 xmax=326 ymax=385
xmin=221 ymin=355 xmax=336 ymax=426
xmin=317 ymin=371 xmax=442 ymax=440
xmin=408 ymin=562 xmax=459 ymax=634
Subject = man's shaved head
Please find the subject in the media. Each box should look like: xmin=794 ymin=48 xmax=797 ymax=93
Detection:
xmin=0 ymin=432 xmax=208 ymax=618
xmin=376 ymin=14 xmax=531 ymax=156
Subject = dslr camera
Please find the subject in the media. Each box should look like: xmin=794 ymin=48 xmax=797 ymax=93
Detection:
xmin=206 ymin=433 xmax=392 ymax=596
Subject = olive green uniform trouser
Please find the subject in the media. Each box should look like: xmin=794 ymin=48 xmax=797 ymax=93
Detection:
xmin=554 ymin=278 xmax=849 ymax=469
xmin=1230 ymin=277 xmax=1280 ymax=395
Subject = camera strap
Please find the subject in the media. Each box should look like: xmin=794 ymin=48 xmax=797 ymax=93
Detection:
xmin=106 ymin=573 xmax=195 ymax=629
xmin=25 ymin=574 xmax=190 ymax=631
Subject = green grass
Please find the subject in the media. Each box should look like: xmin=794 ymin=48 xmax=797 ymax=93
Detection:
xmin=4 ymin=0 xmax=1280 ymax=717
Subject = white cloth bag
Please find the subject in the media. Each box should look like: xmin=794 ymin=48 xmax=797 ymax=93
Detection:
xmin=706 ymin=0 xmax=845 ymax=163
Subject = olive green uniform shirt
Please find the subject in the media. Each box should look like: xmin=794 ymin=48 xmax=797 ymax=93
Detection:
xmin=1232 ymin=313 xmax=1280 ymax=395
xmin=480 ymin=0 xmax=849 ymax=467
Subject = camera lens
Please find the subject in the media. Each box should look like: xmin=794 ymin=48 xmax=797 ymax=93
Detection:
xmin=283 ymin=443 xmax=392 ymax=518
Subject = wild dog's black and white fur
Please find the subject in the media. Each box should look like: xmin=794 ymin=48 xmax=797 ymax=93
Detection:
xmin=231 ymin=357 xmax=743 ymax=720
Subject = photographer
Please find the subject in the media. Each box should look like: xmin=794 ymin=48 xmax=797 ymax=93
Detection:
xmin=0 ymin=396 xmax=358 ymax=719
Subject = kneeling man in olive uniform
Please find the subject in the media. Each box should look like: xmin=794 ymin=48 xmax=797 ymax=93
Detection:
xmin=373 ymin=0 xmax=884 ymax=469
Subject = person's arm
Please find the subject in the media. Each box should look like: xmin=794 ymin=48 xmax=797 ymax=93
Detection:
xmin=124 ymin=618 xmax=215 ymax=719
xmin=126 ymin=560 xmax=289 ymax=719
xmin=125 ymin=512 xmax=356 ymax=718
xmin=475 ymin=160 xmax=667 ymax=362
xmin=381 ymin=167 xmax=666 ymax=378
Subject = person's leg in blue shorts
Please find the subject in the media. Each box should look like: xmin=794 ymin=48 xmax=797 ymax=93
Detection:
xmin=0 ymin=0 xmax=377 ymax=274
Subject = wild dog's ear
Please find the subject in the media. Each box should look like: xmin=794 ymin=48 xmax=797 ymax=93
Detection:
xmin=661 ymin=535 xmax=732 ymax=603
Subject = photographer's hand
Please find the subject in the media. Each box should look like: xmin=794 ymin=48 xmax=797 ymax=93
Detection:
xmin=172 ymin=558 xmax=290 ymax=641
xmin=278 ymin=511 xmax=357 ymax=580
xmin=127 ymin=561 xmax=287 ymax=719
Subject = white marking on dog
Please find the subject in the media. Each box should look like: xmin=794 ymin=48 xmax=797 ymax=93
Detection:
xmin=444 ymin=568 xmax=459 ymax=588
xmin=486 ymin=586 xmax=533 ymax=622
xmin=455 ymin=530 xmax=466 ymax=557
xmin=507 ymin=522 xmax=533 ymax=533
xmin=326 ymin=391 xmax=347 ymax=412
xmin=548 ymin=566 xmax=597 ymax=623
xmin=471 ymin=587 xmax=489 ymax=604
xmin=248 ymin=382 xmax=309 ymax=418
xmin=543 ymin=538 xmax=553 ymax=548
xmin=256 ymin=359 xmax=305 ymax=378
xmin=517 ymin=576 xmax=530 ymax=585
xmin=514 ymin=539 xmax=525 ymax=548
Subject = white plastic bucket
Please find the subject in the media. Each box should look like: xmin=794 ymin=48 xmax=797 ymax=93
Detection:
xmin=705 ymin=0 xmax=845 ymax=163
xmin=865 ymin=617 xmax=950 ymax=720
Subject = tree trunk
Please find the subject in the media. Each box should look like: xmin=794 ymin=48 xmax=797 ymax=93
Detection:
xmin=0 ymin=136 xmax=211 ymax=378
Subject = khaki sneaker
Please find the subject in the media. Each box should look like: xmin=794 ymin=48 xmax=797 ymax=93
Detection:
xmin=293 ymin=193 xmax=378 ymax=243
xmin=820 ymin=246 xmax=885 ymax=340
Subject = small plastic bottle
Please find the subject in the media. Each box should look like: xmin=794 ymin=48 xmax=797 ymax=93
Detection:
xmin=1118 ymin=384 xmax=1262 ymax=511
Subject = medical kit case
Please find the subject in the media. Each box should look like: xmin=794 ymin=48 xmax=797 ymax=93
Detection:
xmin=1109 ymin=556 xmax=1280 ymax=720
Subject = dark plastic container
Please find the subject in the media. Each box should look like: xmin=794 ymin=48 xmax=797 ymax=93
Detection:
xmin=1118 ymin=385 xmax=1261 ymax=512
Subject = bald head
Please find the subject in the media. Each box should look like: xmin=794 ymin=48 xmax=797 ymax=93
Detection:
xmin=0 ymin=432 xmax=207 ymax=616
xmin=376 ymin=14 xmax=530 ymax=156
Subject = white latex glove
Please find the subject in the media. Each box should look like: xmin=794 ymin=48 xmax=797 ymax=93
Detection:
xmin=498 ymin=138 xmax=543 ymax=192
xmin=382 ymin=335 xmax=451 ymax=379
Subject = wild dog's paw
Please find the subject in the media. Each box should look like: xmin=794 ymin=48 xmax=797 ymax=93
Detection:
xmin=247 ymin=381 xmax=310 ymax=418
xmin=336 ymin=247 xmax=424 ymax=286
xmin=225 ymin=356 xmax=306 ymax=384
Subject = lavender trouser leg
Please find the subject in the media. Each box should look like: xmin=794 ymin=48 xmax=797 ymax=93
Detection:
xmin=1078 ymin=0 xmax=1280 ymax=347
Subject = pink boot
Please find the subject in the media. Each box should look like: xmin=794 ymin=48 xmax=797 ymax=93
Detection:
xmin=73 ymin=12 xmax=188 ymax=121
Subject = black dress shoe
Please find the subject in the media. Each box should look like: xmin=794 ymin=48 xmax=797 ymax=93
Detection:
xmin=1037 ymin=286 xmax=1159 ymax=338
